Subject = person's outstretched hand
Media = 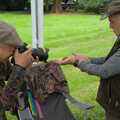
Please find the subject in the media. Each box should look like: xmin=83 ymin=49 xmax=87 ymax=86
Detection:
xmin=51 ymin=54 xmax=90 ymax=65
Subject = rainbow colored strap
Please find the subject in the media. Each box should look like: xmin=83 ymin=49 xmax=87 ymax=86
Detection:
xmin=27 ymin=91 xmax=37 ymax=117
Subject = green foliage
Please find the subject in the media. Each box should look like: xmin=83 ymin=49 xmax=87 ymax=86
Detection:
xmin=0 ymin=0 xmax=29 ymax=11
xmin=0 ymin=0 xmax=112 ymax=13
xmin=77 ymin=0 xmax=111 ymax=12
xmin=43 ymin=0 xmax=112 ymax=13
xmin=44 ymin=0 xmax=53 ymax=12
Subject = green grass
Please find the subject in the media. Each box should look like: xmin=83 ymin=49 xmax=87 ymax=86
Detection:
xmin=0 ymin=12 xmax=116 ymax=120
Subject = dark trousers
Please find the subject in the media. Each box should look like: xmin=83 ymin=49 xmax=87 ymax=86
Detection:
xmin=42 ymin=93 xmax=76 ymax=120
xmin=106 ymin=112 xmax=120 ymax=120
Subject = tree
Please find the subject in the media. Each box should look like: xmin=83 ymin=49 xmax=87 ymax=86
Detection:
xmin=44 ymin=0 xmax=53 ymax=13
xmin=51 ymin=0 xmax=63 ymax=13
xmin=78 ymin=0 xmax=111 ymax=13
xmin=45 ymin=0 xmax=71 ymax=13
xmin=0 ymin=0 xmax=30 ymax=11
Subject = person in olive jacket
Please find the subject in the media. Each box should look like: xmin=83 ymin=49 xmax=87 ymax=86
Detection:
xmin=0 ymin=21 xmax=34 ymax=120
xmin=54 ymin=0 xmax=120 ymax=120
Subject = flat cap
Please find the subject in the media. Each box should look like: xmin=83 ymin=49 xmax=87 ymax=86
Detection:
xmin=0 ymin=21 xmax=24 ymax=47
xmin=101 ymin=0 xmax=120 ymax=20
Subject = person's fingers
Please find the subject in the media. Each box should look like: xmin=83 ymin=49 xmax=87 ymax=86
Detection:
xmin=14 ymin=49 xmax=19 ymax=57
xmin=48 ymin=56 xmax=75 ymax=65
xmin=14 ymin=48 xmax=32 ymax=56
xmin=64 ymin=56 xmax=74 ymax=61
xmin=30 ymin=56 xmax=35 ymax=62
xmin=62 ymin=57 xmax=69 ymax=60
xmin=62 ymin=58 xmax=72 ymax=64
xmin=23 ymin=48 xmax=32 ymax=54
xmin=55 ymin=58 xmax=72 ymax=65
xmin=54 ymin=60 xmax=63 ymax=64
xmin=55 ymin=60 xmax=65 ymax=65
xmin=14 ymin=49 xmax=19 ymax=54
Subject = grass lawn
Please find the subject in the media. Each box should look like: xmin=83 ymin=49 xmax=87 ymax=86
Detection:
xmin=0 ymin=12 xmax=116 ymax=120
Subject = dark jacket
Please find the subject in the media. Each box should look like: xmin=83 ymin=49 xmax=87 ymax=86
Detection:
xmin=0 ymin=61 xmax=69 ymax=119
xmin=76 ymin=38 xmax=120 ymax=117
xmin=97 ymin=39 xmax=120 ymax=117
xmin=0 ymin=61 xmax=25 ymax=120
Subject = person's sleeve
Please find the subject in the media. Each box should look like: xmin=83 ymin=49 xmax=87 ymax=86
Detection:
xmin=89 ymin=57 xmax=106 ymax=64
xmin=76 ymin=49 xmax=120 ymax=79
xmin=2 ymin=64 xmax=26 ymax=107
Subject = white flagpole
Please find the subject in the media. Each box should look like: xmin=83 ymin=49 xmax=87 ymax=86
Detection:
xmin=31 ymin=0 xmax=44 ymax=48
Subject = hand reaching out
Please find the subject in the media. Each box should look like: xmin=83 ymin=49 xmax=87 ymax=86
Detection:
xmin=51 ymin=54 xmax=90 ymax=65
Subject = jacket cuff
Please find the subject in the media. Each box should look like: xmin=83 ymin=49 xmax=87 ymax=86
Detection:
xmin=74 ymin=60 xmax=91 ymax=71
xmin=73 ymin=60 xmax=80 ymax=67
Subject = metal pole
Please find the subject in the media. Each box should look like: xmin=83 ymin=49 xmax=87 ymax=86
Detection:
xmin=31 ymin=0 xmax=44 ymax=48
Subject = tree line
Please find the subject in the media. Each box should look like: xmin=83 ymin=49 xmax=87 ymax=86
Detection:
xmin=0 ymin=0 xmax=111 ymax=13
